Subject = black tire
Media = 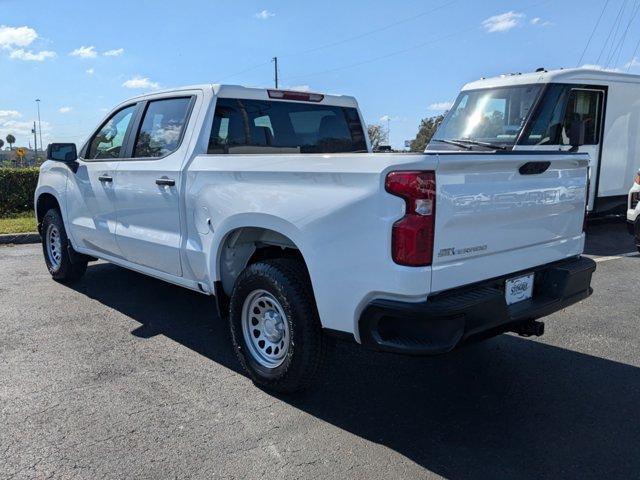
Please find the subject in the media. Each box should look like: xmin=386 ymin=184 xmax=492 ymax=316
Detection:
xmin=229 ymin=259 xmax=327 ymax=393
xmin=41 ymin=208 xmax=87 ymax=282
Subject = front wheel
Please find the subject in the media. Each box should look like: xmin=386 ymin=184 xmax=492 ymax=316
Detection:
xmin=41 ymin=209 xmax=87 ymax=282
xmin=229 ymin=259 xmax=327 ymax=393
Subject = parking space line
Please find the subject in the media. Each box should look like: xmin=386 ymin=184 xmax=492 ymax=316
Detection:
xmin=587 ymin=252 xmax=640 ymax=263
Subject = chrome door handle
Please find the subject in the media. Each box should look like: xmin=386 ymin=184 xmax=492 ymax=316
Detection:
xmin=155 ymin=177 xmax=175 ymax=186
xmin=98 ymin=175 xmax=113 ymax=183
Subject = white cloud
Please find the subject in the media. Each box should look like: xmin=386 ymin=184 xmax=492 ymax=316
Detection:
xmin=9 ymin=49 xmax=56 ymax=61
xmin=70 ymin=45 xmax=97 ymax=58
xmin=581 ymin=63 xmax=621 ymax=72
xmin=0 ymin=25 xmax=37 ymax=49
xmin=0 ymin=119 xmax=52 ymax=145
xmin=0 ymin=108 xmax=56 ymax=146
xmin=482 ymin=11 xmax=525 ymax=33
xmin=254 ymin=10 xmax=275 ymax=20
xmin=287 ymin=85 xmax=310 ymax=92
xmin=625 ymin=57 xmax=640 ymax=69
xmin=103 ymin=48 xmax=124 ymax=57
xmin=86 ymin=68 xmax=94 ymax=75
xmin=428 ymin=101 xmax=453 ymax=111
xmin=0 ymin=26 xmax=55 ymax=63
xmin=379 ymin=115 xmax=399 ymax=122
xmin=58 ymin=106 xmax=72 ymax=114
xmin=0 ymin=110 xmax=21 ymax=120
xmin=531 ymin=17 xmax=553 ymax=26
xmin=122 ymin=76 xmax=160 ymax=89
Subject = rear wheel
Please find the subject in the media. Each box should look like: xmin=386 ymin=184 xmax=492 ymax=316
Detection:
xmin=229 ymin=259 xmax=327 ymax=393
xmin=41 ymin=209 xmax=87 ymax=282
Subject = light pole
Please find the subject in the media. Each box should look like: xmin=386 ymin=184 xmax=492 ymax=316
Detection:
xmin=272 ymin=57 xmax=279 ymax=89
xmin=35 ymin=99 xmax=43 ymax=155
xmin=32 ymin=121 xmax=38 ymax=158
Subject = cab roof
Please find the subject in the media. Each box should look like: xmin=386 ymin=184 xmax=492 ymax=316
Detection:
xmin=462 ymin=67 xmax=640 ymax=91
xmin=124 ymin=84 xmax=359 ymax=109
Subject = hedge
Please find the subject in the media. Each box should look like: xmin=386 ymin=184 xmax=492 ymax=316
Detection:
xmin=0 ymin=168 xmax=39 ymax=217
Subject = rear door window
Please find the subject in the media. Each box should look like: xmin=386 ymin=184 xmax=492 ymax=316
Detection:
xmin=208 ymin=98 xmax=367 ymax=154
xmin=133 ymin=97 xmax=192 ymax=158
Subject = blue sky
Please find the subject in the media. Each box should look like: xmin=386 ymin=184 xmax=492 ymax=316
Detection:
xmin=0 ymin=0 xmax=634 ymax=149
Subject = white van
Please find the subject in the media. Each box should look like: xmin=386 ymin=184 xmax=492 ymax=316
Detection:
xmin=428 ymin=67 xmax=640 ymax=214
xmin=627 ymin=170 xmax=640 ymax=251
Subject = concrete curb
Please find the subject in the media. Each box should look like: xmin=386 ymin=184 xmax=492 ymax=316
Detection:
xmin=0 ymin=232 xmax=41 ymax=245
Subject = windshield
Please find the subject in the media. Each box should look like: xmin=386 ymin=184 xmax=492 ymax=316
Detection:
xmin=429 ymin=85 xmax=542 ymax=149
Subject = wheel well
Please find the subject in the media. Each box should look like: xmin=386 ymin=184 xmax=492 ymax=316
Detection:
xmin=36 ymin=193 xmax=61 ymax=232
xmin=218 ymin=227 xmax=309 ymax=296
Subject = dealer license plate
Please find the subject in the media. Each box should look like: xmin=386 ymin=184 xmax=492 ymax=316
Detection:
xmin=505 ymin=273 xmax=534 ymax=305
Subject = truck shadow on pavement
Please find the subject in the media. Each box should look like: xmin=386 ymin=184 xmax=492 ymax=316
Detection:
xmin=71 ymin=263 xmax=640 ymax=480
xmin=584 ymin=217 xmax=636 ymax=256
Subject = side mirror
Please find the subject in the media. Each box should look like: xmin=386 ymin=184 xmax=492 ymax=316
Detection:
xmin=47 ymin=143 xmax=77 ymax=163
xmin=568 ymin=121 xmax=586 ymax=148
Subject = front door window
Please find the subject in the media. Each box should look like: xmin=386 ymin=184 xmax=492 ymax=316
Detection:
xmin=87 ymin=105 xmax=137 ymax=159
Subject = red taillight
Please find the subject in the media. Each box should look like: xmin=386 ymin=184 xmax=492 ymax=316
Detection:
xmin=267 ymin=89 xmax=324 ymax=102
xmin=385 ymin=171 xmax=436 ymax=267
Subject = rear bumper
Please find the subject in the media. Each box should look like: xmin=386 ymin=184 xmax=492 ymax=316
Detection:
xmin=359 ymin=256 xmax=596 ymax=355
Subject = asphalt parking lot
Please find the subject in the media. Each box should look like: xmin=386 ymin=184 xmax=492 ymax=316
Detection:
xmin=1 ymin=219 xmax=639 ymax=480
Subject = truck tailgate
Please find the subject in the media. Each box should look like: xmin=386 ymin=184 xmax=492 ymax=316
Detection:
xmin=431 ymin=152 xmax=589 ymax=293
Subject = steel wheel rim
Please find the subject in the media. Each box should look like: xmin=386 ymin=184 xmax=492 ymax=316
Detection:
xmin=241 ymin=289 xmax=290 ymax=368
xmin=46 ymin=223 xmax=62 ymax=270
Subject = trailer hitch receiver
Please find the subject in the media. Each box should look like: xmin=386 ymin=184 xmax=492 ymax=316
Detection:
xmin=511 ymin=320 xmax=545 ymax=337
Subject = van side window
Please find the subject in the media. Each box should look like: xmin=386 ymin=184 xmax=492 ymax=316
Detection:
xmin=207 ymin=98 xmax=366 ymax=154
xmin=87 ymin=105 xmax=137 ymax=159
xmin=132 ymin=97 xmax=192 ymax=158
xmin=521 ymin=85 xmax=603 ymax=146
xmin=561 ymin=89 xmax=602 ymax=145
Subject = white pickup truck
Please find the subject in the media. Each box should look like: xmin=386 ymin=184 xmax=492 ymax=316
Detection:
xmin=36 ymin=85 xmax=596 ymax=392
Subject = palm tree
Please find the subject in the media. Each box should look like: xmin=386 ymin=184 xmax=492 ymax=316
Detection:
xmin=6 ymin=134 xmax=15 ymax=150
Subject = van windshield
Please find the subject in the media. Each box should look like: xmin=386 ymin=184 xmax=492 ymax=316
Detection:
xmin=428 ymin=85 xmax=543 ymax=150
xmin=208 ymin=98 xmax=367 ymax=154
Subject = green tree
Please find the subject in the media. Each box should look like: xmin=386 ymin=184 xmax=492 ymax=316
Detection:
xmin=0 ymin=139 xmax=4 ymax=150
xmin=5 ymin=134 xmax=15 ymax=150
xmin=367 ymin=124 xmax=388 ymax=150
xmin=409 ymin=113 xmax=447 ymax=152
